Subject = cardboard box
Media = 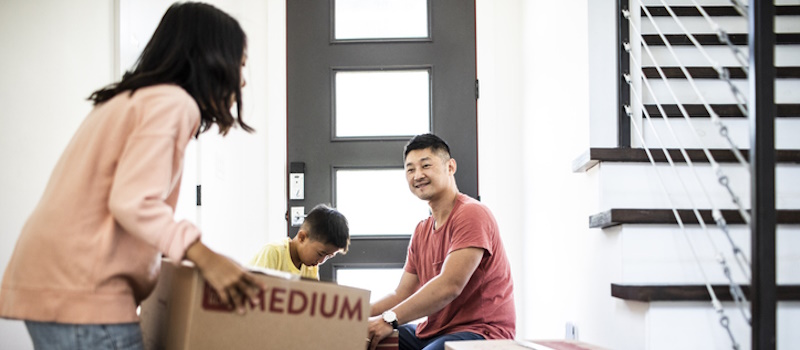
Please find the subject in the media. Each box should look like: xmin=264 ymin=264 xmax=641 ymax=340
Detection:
xmin=444 ymin=339 xmax=609 ymax=350
xmin=140 ymin=260 xmax=370 ymax=350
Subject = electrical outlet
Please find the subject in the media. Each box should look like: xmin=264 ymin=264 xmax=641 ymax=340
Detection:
xmin=291 ymin=206 xmax=305 ymax=227
xmin=565 ymin=322 xmax=578 ymax=340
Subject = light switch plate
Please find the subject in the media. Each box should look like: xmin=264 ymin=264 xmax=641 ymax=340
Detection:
xmin=291 ymin=206 xmax=305 ymax=227
xmin=289 ymin=173 xmax=304 ymax=200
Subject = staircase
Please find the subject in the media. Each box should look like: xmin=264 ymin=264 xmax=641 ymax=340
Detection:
xmin=578 ymin=1 xmax=800 ymax=349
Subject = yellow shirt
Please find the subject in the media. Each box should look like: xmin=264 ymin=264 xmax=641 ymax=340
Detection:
xmin=249 ymin=238 xmax=319 ymax=280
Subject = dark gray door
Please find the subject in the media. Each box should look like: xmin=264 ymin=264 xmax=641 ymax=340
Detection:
xmin=287 ymin=0 xmax=477 ymax=283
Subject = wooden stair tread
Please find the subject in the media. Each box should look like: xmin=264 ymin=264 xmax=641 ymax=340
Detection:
xmin=642 ymin=33 xmax=800 ymax=46
xmin=642 ymin=66 xmax=800 ymax=79
xmin=573 ymin=148 xmax=800 ymax=172
xmin=643 ymin=103 xmax=800 ymax=118
xmin=611 ymin=283 xmax=800 ymax=302
xmin=642 ymin=5 xmax=800 ymax=17
xmin=590 ymin=209 xmax=800 ymax=228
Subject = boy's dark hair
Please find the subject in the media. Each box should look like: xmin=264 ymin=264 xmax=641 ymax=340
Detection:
xmin=403 ymin=133 xmax=452 ymax=161
xmin=88 ymin=2 xmax=251 ymax=136
xmin=303 ymin=204 xmax=350 ymax=253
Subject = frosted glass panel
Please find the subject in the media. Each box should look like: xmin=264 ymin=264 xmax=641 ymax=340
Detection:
xmin=335 ymin=70 xmax=430 ymax=138
xmin=337 ymin=268 xmax=404 ymax=303
xmin=334 ymin=0 xmax=428 ymax=40
xmin=336 ymin=169 xmax=430 ymax=235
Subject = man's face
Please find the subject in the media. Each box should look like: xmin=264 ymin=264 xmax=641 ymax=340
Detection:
xmin=404 ymin=148 xmax=454 ymax=201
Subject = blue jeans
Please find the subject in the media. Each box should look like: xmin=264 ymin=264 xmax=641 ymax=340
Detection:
xmin=25 ymin=321 xmax=143 ymax=350
xmin=398 ymin=324 xmax=485 ymax=350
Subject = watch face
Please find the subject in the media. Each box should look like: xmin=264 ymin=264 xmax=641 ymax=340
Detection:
xmin=383 ymin=310 xmax=396 ymax=322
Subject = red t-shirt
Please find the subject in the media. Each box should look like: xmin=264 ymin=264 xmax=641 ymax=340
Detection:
xmin=405 ymin=193 xmax=516 ymax=340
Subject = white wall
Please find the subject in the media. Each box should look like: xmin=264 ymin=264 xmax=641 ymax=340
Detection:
xmin=0 ymin=0 xmax=283 ymax=347
xmin=0 ymin=1 xmax=115 ymax=346
xmin=475 ymin=0 xmax=526 ymax=336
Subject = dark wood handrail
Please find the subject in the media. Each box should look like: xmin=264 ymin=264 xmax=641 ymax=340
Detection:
xmin=642 ymin=103 xmax=800 ymax=118
xmin=572 ymin=148 xmax=800 ymax=172
xmin=589 ymin=209 xmax=800 ymax=229
xmin=611 ymin=284 xmax=800 ymax=302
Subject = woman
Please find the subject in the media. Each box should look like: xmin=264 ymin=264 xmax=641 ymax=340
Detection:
xmin=0 ymin=2 xmax=261 ymax=349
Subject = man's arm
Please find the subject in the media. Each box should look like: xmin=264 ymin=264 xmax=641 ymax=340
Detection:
xmin=368 ymin=247 xmax=484 ymax=349
xmin=389 ymin=247 xmax=483 ymax=324
xmin=370 ymin=272 xmax=420 ymax=317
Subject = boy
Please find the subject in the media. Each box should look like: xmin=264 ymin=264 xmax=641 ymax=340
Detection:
xmin=249 ymin=204 xmax=349 ymax=280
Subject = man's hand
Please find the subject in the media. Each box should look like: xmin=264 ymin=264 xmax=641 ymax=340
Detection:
xmin=185 ymin=240 xmax=264 ymax=314
xmin=366 ymin=316 xmax=395 ymax=350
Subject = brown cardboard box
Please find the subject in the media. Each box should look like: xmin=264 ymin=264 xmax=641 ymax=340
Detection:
xmin=140 ymin=260 xmax=370 ymax=350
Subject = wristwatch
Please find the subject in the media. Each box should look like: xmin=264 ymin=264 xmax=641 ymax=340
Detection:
xmin=382 ymin=310 xmax=399 ymax=329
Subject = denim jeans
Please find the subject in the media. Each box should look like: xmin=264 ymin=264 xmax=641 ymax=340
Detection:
xmin=398 ymin=324 xmax=485 ymax=350
xmin=25 ymin=321 xmax=143 ymax=350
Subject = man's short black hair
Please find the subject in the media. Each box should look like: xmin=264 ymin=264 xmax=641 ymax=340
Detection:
xmin=302 ymin=204 xmax=350 ymax=253
xmin=403 ymin=133 xmax=452 ymax=161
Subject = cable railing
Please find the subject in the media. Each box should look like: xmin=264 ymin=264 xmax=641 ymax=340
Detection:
xmin=618 ymin=0 xmax=782 ymax=349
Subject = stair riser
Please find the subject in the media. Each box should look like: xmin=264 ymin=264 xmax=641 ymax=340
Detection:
xmin=645 ymin=301 xmax=800 ymax=350
xmin=597 ymin=163 xmax=800 ymax=209
xmin=635 ymin=118 xmax=800 ymax=149
xmin=638 ymin=79 xmax=798 ymax=104
xmin=641 ymin=46 xmax=800 ymax=67
xmin=615 ymin=224 xmax=800 ymax=284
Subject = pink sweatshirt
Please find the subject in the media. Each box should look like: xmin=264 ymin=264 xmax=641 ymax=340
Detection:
xmin=0 ymin=84 xmax=202 ymax=324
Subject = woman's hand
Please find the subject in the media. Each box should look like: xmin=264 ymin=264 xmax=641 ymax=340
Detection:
xmin=185 ymin=240 xmax=264 ymax=314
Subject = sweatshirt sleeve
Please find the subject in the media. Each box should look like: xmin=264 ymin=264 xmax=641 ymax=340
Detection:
xmin=108 ymin=87 xmax=201 ymax=262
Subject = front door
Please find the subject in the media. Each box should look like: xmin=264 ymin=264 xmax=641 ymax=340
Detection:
xmin=287 ymin=0 xmax=478 ymax=290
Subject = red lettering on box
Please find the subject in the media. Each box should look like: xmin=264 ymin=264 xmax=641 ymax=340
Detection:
xmin=200 ymin=282 xmax=363 ymax=321
xmin=202 ymin=283 xmax=234 ymax=312
xmin=310 ymin=292 xmax=317 ymax=317
xmin=288 ymin=290 xmax=307 ymax=315
xmin=202 ymin=283 xmax=265 ymax=312
xmin=270 ymin=287 xmax=287 ymax=313
xmin=339 ymin=297 xmax=363 ymax=321
xmin=319 ymin=294 xmax=338 ymax=319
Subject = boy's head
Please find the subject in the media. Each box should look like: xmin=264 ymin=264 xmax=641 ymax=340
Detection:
xmin=295 ymin=204 xmax=350 ymax=267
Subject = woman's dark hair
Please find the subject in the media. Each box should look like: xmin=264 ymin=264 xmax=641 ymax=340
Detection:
xmin=88 ymin=2 xmax=251 ymax=135
xmin=403 ymin=133 xmax=452 ymax=161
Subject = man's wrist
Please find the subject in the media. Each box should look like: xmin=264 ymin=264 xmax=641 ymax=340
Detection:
xmin=381 ymin=310 xmax=399 ymax=329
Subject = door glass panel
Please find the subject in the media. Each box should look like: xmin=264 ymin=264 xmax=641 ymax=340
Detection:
xmin=334 ymin=0 xmax=428 ymax=40
xmin=335 ymin=168 xmax=429 ymax=235
xmin=336 ymin=267 xmax=425 ymax=324
xmin=335 ymin=69 xmax=430 ymax=138
xmin=336 ymin=267 xmax=404 ymax=303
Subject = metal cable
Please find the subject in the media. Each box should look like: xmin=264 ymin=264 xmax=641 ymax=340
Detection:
xmin=624 ymin=68 xmax=752 ymax=323
xmin=623 ymin=101 xmax=743 ymax=349
xmin=624 ymin=14 xmax=754 ymax=288
xmin=626 ymin=7 xmax=752 ymax=225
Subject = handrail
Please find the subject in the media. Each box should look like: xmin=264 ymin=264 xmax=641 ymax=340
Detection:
xmin=616 ymin=1 xmax=783 ymax=348
xmin=749 ymin=2 xmax=777 ymax=349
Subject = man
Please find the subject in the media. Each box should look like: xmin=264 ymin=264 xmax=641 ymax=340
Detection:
xmin=367 ymin=134 xmax=515 ymax=350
